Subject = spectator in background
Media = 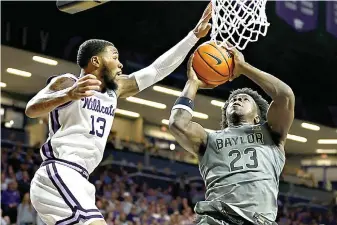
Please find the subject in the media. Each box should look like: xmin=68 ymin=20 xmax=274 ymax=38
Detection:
xmin=1 ymin=209 xmax=10 ymax=225
xmin=1 ymin=172 xmax=12 ymax=191
xmin=17 ymin=171 xmax=31 ymax=195
xmin=1 ymin=180 xmax=20 ymax=224
xmin=16 ymin=193 xmax=36 ymax=225
xmin=122 ymin=192 xmax=134 ymax=214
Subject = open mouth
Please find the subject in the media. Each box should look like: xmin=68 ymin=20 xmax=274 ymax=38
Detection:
xmin=116 ymin=71 xmax=122 ymax=75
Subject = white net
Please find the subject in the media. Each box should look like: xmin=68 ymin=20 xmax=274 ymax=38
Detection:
xmin=210 ymin=0 xmax=270 ymax=50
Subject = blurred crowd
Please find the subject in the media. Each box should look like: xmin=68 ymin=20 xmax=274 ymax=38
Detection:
xmin=1 ymin=135 xmax=337 ymax=225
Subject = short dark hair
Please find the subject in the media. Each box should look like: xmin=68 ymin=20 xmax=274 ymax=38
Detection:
xmin=77 ymin=39 xmax=114 ymax=68
xmin=221 ymin=88 xmax=269 ymax=129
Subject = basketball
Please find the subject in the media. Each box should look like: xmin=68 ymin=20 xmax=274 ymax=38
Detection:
xmin=192 ymin=41 xmax=234 ymax=86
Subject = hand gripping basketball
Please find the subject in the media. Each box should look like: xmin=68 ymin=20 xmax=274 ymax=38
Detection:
xmin=67 ymin=74 xmax=102 ymax=100
xmin=187 ymin=55 xmax=217 ymax=89
xmin=227 ymin=45 xmax=246 ymax=81
xmin=192 ymin=41 xmax=234 ymax=86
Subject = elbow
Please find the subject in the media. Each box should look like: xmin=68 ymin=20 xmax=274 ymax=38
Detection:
xmin=168 ymin=117 xmax=186 ymax=135
xmin=283 ymin=86 xmax=295 ymax=103
xmin=284 ymin=86 xmax=294 ymax=99
xmin=25 ymin=104 xmax=38 ymax=118
xmin=277 ymin=85 xmax=295 ymax=101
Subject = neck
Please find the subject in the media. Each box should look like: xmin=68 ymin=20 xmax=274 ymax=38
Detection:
xmin=80 ymin=69 xmax=99 ymax=77
xmin=80 ymin=69 xmax=105 ymax=92
xmin=227 ymin=115 xmax=254 ymax=127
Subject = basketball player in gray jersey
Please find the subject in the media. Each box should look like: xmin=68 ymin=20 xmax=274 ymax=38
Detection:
xmin=169 ymin=47 xmax=295 ymax=225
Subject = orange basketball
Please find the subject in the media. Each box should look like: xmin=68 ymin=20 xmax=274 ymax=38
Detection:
xmin=192 ymin=41 xmax=234 ymax=86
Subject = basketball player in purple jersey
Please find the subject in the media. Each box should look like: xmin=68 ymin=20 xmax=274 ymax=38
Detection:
xmin=26 ymin=4 xmax=212 ymax=225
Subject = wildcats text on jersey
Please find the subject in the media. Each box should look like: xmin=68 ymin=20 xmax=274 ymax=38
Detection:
xmin=82 ymin=97 xmax=115 ymax=117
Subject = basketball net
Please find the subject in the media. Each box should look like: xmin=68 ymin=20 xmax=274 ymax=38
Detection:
xmin=210 ymin=0 xmax=270 ymax=50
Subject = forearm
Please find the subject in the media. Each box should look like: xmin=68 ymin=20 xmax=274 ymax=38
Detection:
xmin=170 ymin=80 xmax=199 ymax=125
xmin=26 ymin=90 xmax=71 ymax=118
xmin=241 ymin=63 xmax=293 ymax=99
xmin=132 ymin=31 xmax=199 ymax=91
xmin=169 ymin=80 xmax=207 ymax=154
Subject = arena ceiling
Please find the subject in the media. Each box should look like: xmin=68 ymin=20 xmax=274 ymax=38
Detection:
xmin=1 ymin=45 xmax=337 ymax=155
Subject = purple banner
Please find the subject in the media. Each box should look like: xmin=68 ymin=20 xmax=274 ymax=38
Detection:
xmin=276 ymin=1 xmax=318 ymax=32
xmin=326 ymin=1 xmax=337 ymax=37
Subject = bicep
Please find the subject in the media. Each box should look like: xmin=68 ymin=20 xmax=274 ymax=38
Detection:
xmin=48 ymin=76 xmax=76 ymax=92
xmin=28 ymin=76 xmax=75 ymax=103
xmin=267 ymin=94 xmax=295 ymax=144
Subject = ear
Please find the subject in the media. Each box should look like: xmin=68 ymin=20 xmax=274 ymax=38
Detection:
xmin=90 ymin=56 xmax=100 ymax=68
xmin=254 ymin=115 xmax=260 ymax=124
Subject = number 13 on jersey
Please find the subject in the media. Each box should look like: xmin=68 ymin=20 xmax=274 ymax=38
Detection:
xmin=89 ymin=115 xmax=106 ymax=138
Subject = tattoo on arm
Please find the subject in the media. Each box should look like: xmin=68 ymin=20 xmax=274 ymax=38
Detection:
xmin=116 ymin=75 xmax=139 ymax=98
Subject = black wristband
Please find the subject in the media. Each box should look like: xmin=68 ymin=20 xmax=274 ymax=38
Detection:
xmin=174 ymin=97 xmax=194 ymax=110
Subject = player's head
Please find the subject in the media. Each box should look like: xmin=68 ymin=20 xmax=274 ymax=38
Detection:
xmin=221 ymin=88 xmax=269 ymax=129
xmin=77 ymin=39 xmax=123 ymax=90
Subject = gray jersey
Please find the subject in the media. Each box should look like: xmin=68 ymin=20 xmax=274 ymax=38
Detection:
xmin=197 ymin=123 xmax=285 ymax=223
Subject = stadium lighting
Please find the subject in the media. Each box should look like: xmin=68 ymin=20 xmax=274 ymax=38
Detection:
xmin=301 ymin=122 xmax=320 ymax=131
xmin=162 ymin=119 xmax=169 ymax=125
xmin=126 ymin=97 xmax=166 ymax=109
xmin=211 ymin=100 xmax=225 ymax=107
xmin=6 ymin=68 xmax=31 ymax=77
xmin=33 ymin=56 xmax=58 ymax=66
xmin=115 ymin=109 xmax=140 ymax=118
xmin=153 ymin=86 xmax=181 ymax=96
xmin=169 ymin=144 xmax=176 ymax=150
xmin=0 ymin=82 xmax=7 ymax=88
xmin=205 ymin=128 xmax=215 ymax=132
xmin=317 ymin=139 xmax=337 ymax=144
xmin=193 ymin=111 xmax=208 ymax=120
xmin=316 ymin=149 xmax=337 ymax=154
xmin=4 ymin=120 xmax=14 ymax=128
xmin=286 ymin=134 xmax=307 ymax=143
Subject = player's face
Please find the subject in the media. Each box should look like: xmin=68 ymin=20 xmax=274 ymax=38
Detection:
xmin=100 ymin=46 xmax=123 ymax=90
xmin=226 ymin=94 xmax=258 ymax=120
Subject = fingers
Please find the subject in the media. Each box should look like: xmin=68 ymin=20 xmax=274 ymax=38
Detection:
xmin=73 ymin=91 xmax=95 ymax=99
xmin=187 ymin=54 xmax=194 ymax=69
xmin=78 ymin=74 xmax=98 ymax=81
xmin=205 ymin=23 xmax=212 ymax=32
xmin=73 ymin=76 xmax=102 ymax=98
xmin=201 ymin=2 xmax=212 ymax=22
xmin=78 ymin=85 xmax=101 ymax=93
xmin=78 ymin=79 xmax=102 ymax=87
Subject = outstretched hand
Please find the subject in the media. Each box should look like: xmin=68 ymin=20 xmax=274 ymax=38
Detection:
xmin=193 ymin=3 xmax=212 ymax=38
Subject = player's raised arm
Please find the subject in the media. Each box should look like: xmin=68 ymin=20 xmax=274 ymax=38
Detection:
xmin=168 ymin=55 xmax=212 ymax=156
xmin=230 ymin=47 xmax=295 ymax=146
xmin=25 ymin=74 xmax=101 ymax=118
xmin=115 ymin=3 xmax=212 ymax=98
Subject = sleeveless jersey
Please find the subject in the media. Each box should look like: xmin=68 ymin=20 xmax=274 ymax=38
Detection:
xmin=197 ymin=123 xmax=285 ymax=222
xmin=40 ymin=74 xmax=117 ymax=174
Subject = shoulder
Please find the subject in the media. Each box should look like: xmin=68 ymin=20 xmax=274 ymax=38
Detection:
xmin=47 ymin=73 xmax=78 ymax=85
xmin=47 ymin=74 xmax=78 ymax=91
xmin=262 ymin=122 xmax=285 ymax=154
